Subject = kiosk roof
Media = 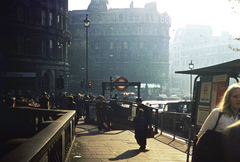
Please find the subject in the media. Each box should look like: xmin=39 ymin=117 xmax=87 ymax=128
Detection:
xmin=175 ymin=59 xmax=240 ymax=78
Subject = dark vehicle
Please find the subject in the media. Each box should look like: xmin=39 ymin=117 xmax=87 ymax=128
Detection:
xmin=162 ymin=100 xmax=191 ymax=129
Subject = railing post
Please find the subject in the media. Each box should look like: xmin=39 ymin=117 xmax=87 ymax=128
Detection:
xmin=155 ymin=108 xmax=158 ymax=134
xmin=173 ymin=113 xmax=176 ymax=140
xmin=149 ymin=108 xmax=153 ymax=125
xmin=161 ymin=112 xmax=163 ymax=135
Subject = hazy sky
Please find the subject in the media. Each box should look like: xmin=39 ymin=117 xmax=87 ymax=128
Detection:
xmin=68 ymin=0 xmax=240 ymax=40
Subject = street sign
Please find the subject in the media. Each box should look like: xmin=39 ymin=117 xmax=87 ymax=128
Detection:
xmin=115 ymin=77 xmax=128 ymax=91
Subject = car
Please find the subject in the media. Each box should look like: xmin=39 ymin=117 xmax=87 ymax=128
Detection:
xmin=161 ymin=100 xmax=192 ymax=129
xmin=168 ymin=95 xmax=180 ymax=100
xmin=157 ymin=94 xmax=168 ymax=100
xmin=182 ymin=94 xmax=193 ymax=100
xmin=119 ymin=92 xmax=137 ymax=102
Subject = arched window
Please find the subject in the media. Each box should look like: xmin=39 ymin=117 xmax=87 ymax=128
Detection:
xmin=17 ymin=4 xmax=25 ymax=22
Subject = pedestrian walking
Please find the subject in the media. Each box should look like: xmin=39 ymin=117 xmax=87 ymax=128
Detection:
xmin=95 ymin=95 xmax=107 ymax=131
xmin=60 ymin=93 xmax=68 ymax=110
xmin=193 ymin=83 xmax=240 ymax=162
xmin=83 ymin=94 xmax=90 ymax=117
xmin=135 ymin=97 xmax=150 ymax=150
xmin=39 ymin=92 xmax=49 ymax=109
xmin=76 ymin=93 xmax=84 ymax=119
xmin=49 ymin=92 xmax=55 ymax=109
xmin=68 ymin=95 xmax=78 ymax=125
xmin=133 ymin=108 xmax=145 ymax=150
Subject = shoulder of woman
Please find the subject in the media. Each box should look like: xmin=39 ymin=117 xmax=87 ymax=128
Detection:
xmin=212 ymin=108 xmax=221 ymax=113
xmin=207 ymin=108 xmax=221 ymax=118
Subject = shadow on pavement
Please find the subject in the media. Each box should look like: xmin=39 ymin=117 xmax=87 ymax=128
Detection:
xmin=108 ymin=149 xmax=148 ymax=161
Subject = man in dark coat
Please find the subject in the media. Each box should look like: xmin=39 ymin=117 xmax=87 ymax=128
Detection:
xmin=133 ymin=108 xmax=145 ymax=150
xmin=135 ymin=97 xmax=150 ymax=150
xmin=39 ymin=92 xmax=49 ymax=109
xmin=95 ymin=95 xmax=107 ymax=131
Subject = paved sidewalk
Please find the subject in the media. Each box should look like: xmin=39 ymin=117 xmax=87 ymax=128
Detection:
xmin=67 ymin=119 xmax=191 ymax=162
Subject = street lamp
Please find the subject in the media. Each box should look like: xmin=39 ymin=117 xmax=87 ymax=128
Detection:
xmin=58 ymin=41 xmax=66 ymax=92
xmin=189 ymin=60 xmax=194 ymax=100
xmin=84 ymin=14 xmax=91 ymax=94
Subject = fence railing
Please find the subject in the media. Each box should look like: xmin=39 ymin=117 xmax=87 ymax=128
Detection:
xmin=0 ymin=106 xmax=76 ymax=162
xmin=84 ymin=100 xmax=188 ymax=141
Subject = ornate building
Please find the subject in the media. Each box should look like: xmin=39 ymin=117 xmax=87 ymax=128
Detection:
xmin=0 ymin=0 xmax=71 ymax=99
xmin=68 ymin=0 xmax=171 ymax=95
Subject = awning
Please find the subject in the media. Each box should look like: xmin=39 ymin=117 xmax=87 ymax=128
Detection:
xmin=175 ymin=59 xmax=240 ymax=78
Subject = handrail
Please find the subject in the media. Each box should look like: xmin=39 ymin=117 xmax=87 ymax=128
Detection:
xmin=0 ymin=107 xmax=76 ymax=162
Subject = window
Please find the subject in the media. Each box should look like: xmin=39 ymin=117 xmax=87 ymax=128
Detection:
xmin=109 ymin=42 xmax=113 ymax=49
xmin=36 ymin=39 xmax=41 ymax=55
xmin=26 ymin=38 xmax=30 ymax=55
xmin=135 ymin=15 xmax=139 ymax=21
xmin=42 ymin=40 xmax=47 ymax=56
xmin=41 ymin=10 xmax=46 ymax=26
xmin=129 ymin=14 xmax=133 ymax=21
xmin=49 ymin=40 xmax=53 ymax=57
xmin=17 ymin=36 xmax=24 ymax=54
xmin=123 ymin=42 xmax=128 ymax=49
xmin=17 ymin=5 xmax=24 ymax=22
xmin=145 ymin=14 xmax=149 ymax=22
xmin=119 ymin=14 xmax=123 ymax=22
xmin=138 ymin=27 xmax=142 ymax=34
xmin=49 ymin=13 xmax=52 ymax=26
xmin=95 ymin=42 xmax=99 ymax=50
xmin=109 ymin=27 xmax=113 ymax=34
xmin=61 ymin=15 xmax=63 ymax=29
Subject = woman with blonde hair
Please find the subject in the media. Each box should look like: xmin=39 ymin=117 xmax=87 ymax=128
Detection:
xmin=194 ymin=83 xmax=240 ymax=162
xmin=198 ymin=83 xmax=240 ymax=137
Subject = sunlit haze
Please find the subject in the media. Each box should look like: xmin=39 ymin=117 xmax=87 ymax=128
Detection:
xmin=68 ymin=0 xmax=240 ymax=41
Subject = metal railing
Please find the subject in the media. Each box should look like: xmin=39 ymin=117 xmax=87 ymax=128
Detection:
xmin=160 ymin=111 xmax=191 ymax=140
xmin=84 ymin=100 xmax=188 ymax=140
xmin=0 ymin=106 xmax=76 ymax=162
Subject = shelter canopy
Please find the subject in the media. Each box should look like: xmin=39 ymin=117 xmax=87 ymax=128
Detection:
xmin=175 ymin=59 xmax=240 ymax=78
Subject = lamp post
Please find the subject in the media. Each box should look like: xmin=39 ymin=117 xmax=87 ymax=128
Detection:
xmin=84 ymin=14 xmax=91 ymax=94
xmin=189 ymin=60 xmax=194 ymax=100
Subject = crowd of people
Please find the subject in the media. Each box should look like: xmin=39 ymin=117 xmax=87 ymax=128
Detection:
xmin=0 ymin=91 xmax=100 ymax=122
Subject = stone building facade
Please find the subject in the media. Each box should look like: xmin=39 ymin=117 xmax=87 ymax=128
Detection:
xmin=169 ymin=25 xmax=240 ymax=95
xmin=68 ymin=0 xmax=171 ymax=95
xmin=0 ymin=0 xmax=71 ymax=99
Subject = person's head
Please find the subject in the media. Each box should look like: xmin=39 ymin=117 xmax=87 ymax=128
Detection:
xmin=137 ymin=108 xmax=144 ymax=116
xmin=135 ymin=97 xmax=142 ymax=106
xmin=42 ymin=92 xmax=47 ymax=96
xmin=98 ymin=95 xmax=105 ymax=101
xmin=219 ymin=83 xmax=240 ymax=115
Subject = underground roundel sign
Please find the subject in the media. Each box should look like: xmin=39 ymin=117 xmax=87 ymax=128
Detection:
xmin=115 ymin=77 xmax=128 ymax=91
